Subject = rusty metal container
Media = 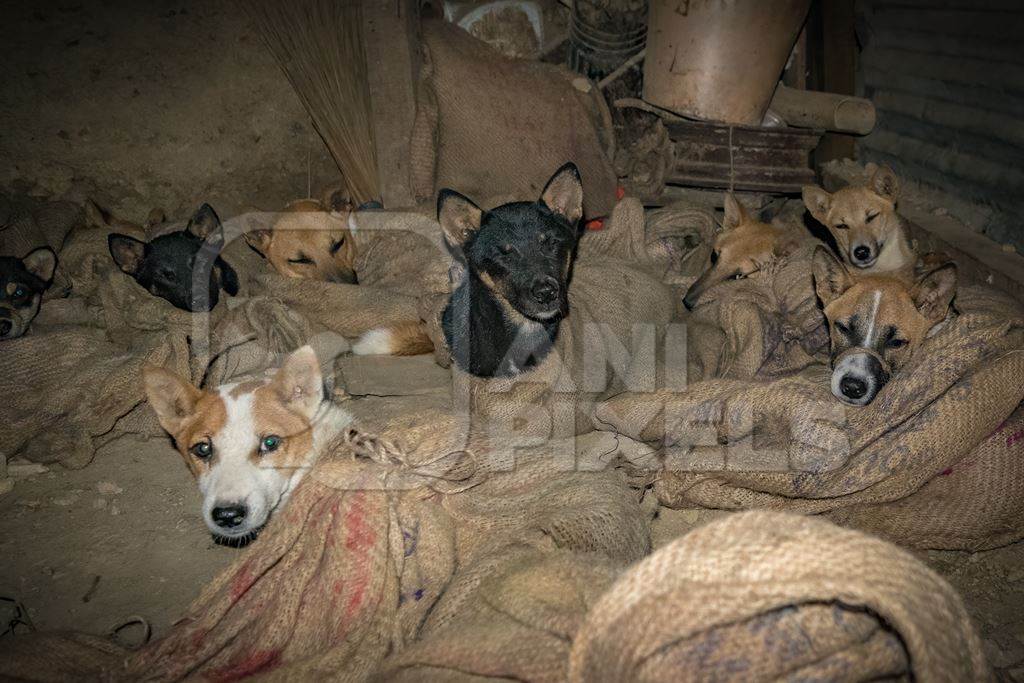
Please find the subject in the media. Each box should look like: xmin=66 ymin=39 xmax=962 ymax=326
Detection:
xmin=643 ymin=0 xmax=812 ymax=125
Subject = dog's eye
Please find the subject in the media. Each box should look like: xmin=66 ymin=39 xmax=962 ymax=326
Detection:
xmin=13 ymin=285 xmax=26 ymax=298
xmin=866 ymin=212 xmax=879 ymax=223
xmin=330 ymin=238 xmax=345 ymax=255
xmin=288 ymin=255 xmax=314 ymax=265
xmin=259 ymin=435 xmax=282 ymax=454
xmin=835 ymin=223 xmax=849 ymax=230
xmin=886 ymin=338 xmax=908 ymax=349
xmin=710 ymin=251 xmax=719 ymax=265
xmin=190 ymin=439 xmax=213 ymax=459
xmin=732 ymin=272 xmax=746 ymax=280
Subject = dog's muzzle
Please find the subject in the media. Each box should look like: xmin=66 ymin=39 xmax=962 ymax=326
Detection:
xmin=830 ymin=347 xmax=891 ymax=406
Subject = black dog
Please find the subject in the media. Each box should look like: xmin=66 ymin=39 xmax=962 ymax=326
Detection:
xmin=441 ymin=163 xmax=584 ymax=378
xmin=0 ymin=247 xmax=57 ymax=340
xmin=108 ymin=204 xmax=239 ymax=312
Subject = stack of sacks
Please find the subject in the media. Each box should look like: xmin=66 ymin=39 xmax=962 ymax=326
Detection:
xmin=596 ymin=285 xmax=1024 ymax=550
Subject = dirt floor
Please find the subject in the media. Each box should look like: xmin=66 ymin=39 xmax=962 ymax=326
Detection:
xmin=0 ymin=0 xmax=337 ymax=222
xmin=0 ymin=353 xmax=1022 ymax=678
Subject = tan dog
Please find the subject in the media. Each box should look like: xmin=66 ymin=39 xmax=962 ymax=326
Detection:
xmin=803 ymin=164 xmax=915 ymax=279
xmin=683 ymin=193 xmax=801 ymax=310
xmin=812 ymin=246 xmax=957 ymax=406
xmin=245 ymin=187 xmax=357 ymax=283
xmin=143 ymin=346 xmax=353 ymax=545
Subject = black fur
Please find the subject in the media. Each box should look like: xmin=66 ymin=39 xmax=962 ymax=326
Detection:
xmin=108 ymin=203 xmax=239 ymax=312
xmin=441 ymin=164 xmax=584 ymax=378
xmin=0 ymin=247 xmax=57 ymax=340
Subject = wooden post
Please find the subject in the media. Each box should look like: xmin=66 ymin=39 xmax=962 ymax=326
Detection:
xmin=361 ymin=0 xmax=420 ymax=209
xmin=815 ymin=0 xmax=857 ymax=162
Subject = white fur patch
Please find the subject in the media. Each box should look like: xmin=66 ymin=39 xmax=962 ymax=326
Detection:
xmin=198 ymin=383 xmax=353 ymax=539
xmin=352 ymin=328 xmax=394 ymax=355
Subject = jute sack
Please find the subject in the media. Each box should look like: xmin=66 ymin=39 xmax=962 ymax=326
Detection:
xmin=577 ymin=197 xmax=716 ymax=288
xmin=568 ymin=510 xmax=990 ymax=682
xmin=376 ymin=433 xmax=649 ymax=682
xmin=3 ymin=419 xmax=641 ymax=681
xmin=828 ymin=401 xmax=1024 ymax=551
xmin=686 ymin=239 xmax=829 ymax=381
xmin=377 ymin=548 xmax=623 ymax=683
xmin=0 ymin=192 xmax=80 ymax=296
xmin=595 ymin=285 xmax=1024 ymax=549
xmin=411 ymin=21 xmax=617 ymax=218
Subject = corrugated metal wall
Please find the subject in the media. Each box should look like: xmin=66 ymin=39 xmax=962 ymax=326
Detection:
xmin=857 ymin=0 xmax=1024 ymax=251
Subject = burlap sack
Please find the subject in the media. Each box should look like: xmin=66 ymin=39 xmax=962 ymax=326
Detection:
xmin=411 ymin=21 xmax=617 ymax=218
xmin=569 ymin=511 xmax=990 ymax=682
xmin=110 ymin=420 xmax=642 ymax=680
xmin=0 ymin=192 xmax=80 ymax=296
xmin=578 ymin=197 xmax=716 ymax=288
xmin=595 ymin=285 xmax=1024 ymax=549
xmin=0 ymin=198 xmax=352 ymax=466
xmin=686 ymin=239 xmax=829 ymax=381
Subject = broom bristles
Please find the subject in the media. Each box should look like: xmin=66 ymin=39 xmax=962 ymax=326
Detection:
xmin=248 ymin=0 xmax=380 ymax=204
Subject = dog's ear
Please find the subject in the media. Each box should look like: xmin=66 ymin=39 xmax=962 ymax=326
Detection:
xmin=802 ymin=186 xmax=832 ymax=225
xmin=540 ymin=162 xmax=584 ymax=224
xmin=187 ymin=203 xmax=224 ymax=242
xmin=320 ymin=184 xmax=353 ymax=214
xmin=84 ymin=199 xmax=113 ymax=229
xmin=143 ymin=365 xmax=203 ymax=435
xmin=146 ymin=208 xmax=167 ymax=229
xmin=108 ymin=234 xmax=147 ymax=276
xmin=22 ymin=246 xmax=57 ymax=283
xmin=437 ymin=189 xmax=483 ymax=249
xmin=270 ymin=345 xmax=323 ymax=420
xmin=244 ymin=228 xmax=272 ymax=256
xmin=869 ymin=164 xmax=899 ymax=202
xmin=722 ymin=193 xmax=748 ymax=230
xmin=215 ymin=257 xmax=240 ymax=296
xmin=913 ymin=262 xmax=957 ymax=324
xmin=812 ymin=246 xmax=853 ymax=307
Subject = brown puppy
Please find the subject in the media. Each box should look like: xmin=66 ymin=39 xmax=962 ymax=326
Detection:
xmin=803 ymin=164 xmax=916 ymax=279
xmin=683 ymin=193 xmax=801 ymax=310
xmin=812 ymin=246 xmax=957 ymax=406
xmin=245 ymin=188 xmax=357 ymax=283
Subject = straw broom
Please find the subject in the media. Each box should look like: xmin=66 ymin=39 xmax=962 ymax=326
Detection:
xmin=247 ymin=0 xmax=380 ymax=205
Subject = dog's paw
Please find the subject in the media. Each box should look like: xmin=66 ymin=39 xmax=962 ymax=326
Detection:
xmin=352 ymin=328 xmax=394 ymax=356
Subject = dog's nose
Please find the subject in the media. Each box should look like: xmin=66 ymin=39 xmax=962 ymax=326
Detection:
xmin=212 ymin=504 xmax=248 ymax=529
xmin=853 ymin=245 xmax=872 ymax=262
xmin=532 ymin=277 xmax=559 ymax=304
xmin=839 ymin=375 xmax=868 ymax=400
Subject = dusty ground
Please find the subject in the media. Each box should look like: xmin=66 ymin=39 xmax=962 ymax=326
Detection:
xmin=0 ymin=0 xmax=338 ymax=222
xmin=2 ymin=355 xmax=1023 ymax=680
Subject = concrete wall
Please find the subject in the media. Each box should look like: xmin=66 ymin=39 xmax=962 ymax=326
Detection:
xmin=857 ymin=0 xmax=1024 ymax=252
xmin=0 ymin=0 xmax=337 ymax=224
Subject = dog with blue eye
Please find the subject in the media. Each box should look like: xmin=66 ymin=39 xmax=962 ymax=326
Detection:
xmin=107 ymin=203 xmax=239 ymax=312
xmin=0 ymin=247 xmax=57 ymax=340
xmin=143 ymin=346 xmax=353 ymax=546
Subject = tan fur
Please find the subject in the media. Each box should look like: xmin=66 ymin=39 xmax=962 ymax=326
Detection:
xmin=249 ymin=383 xmax=314 ymax=468
xmin=802 ymin=165 xmax=915 ymax=280
xmin=684 ymin=193 xmax=801 ymax=308
xmin=387 ymin=321 xmax=436 ymax=356
xmin=813 ymin=247 xmax=957 ymax=372
xmin=245 ymin=198 xmax=357 ymax=283
xmin=158 ymin=389 xmax=228 ymax=478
